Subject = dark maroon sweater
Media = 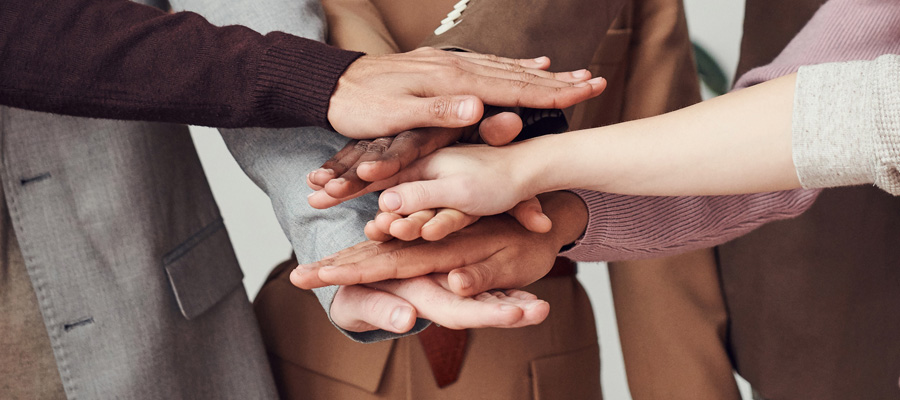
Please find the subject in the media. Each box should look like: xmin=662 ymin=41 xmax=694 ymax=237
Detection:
xmin=0 ymin=0 xmax=363 ymax=128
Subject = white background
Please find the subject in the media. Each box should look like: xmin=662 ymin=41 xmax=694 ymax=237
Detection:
xmin=191 ymin=1 xmax=750 ymax=398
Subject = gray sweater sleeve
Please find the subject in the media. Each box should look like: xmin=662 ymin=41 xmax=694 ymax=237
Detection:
xmin=170 ymin=0 xmax=425 ymax=343
xmin=793 ymin=54 xmax=900 ymax=194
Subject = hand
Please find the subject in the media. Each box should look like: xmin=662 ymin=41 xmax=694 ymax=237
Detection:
xmin=309 ymin=141 xmax=540 ymax=220
xmin=330 ymin=275 xmax=549 ymax=333
xmin=363 ymin=197 xmax=550 ymax=242
xmin=327 ymin=47 xmax=605 ymax=139
xmin=307 ymin=111 xmax=523 ymax=204
xmin=293 ymin=191 xmax=589 ymax=296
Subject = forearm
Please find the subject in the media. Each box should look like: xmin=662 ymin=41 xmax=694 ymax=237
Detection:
xmin=518 ymin=74 xmax=799 ymax=197
xmin=0 ymin=0 xmax=360 ymax=128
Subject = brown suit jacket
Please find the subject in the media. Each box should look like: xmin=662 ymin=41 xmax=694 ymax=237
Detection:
xmin=254 ymin=0 xmax=700 ymax=398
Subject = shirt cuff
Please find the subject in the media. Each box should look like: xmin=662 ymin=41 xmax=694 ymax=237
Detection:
xmin=251 ymin=32 xmax=364 ymax=128
xmin=792 ymin=60 xmax=876 ymax=190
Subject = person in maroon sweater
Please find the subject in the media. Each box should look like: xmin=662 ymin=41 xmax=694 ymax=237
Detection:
xmin=0 ymin=0 xmax=604 ymax=139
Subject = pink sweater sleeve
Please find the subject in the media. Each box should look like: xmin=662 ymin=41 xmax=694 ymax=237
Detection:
xmin=561 ymin=0 xmax=900 ymax=262
xmin=559 ymin=189 xmax=819 ymax=261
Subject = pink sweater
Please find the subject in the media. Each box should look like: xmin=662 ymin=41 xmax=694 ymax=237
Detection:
xmin=560 ymin=0 xmax=900 ymax=261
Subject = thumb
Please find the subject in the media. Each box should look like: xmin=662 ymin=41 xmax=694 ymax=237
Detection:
xmin=379 ymin=180 xmax=467 ymax=215
xmin=394 ymin=95 xmax=484 ymax=131
xmin=507 ymin=197 xmax=552 ymax=233
xmin=448 ymin=262 xmax=517 ymax=297
xmin=478 ymin=111 xmax=523 ymax=146
xmin=330 ymin=285 xmax=419 ymax=333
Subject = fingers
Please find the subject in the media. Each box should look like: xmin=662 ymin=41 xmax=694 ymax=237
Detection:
xmin=387 ymin=209 xmax=436 ymax=241
xmin=452 ymin=53 xmax=552 ymax=70
xmin=330 ymin=285 xmax=418 ymax=333
xmin=420 ymin=209 xmax=479 ymax=241
xmin=421 ymin=71 xmax=606 ymax=111
xmin=379 ymin=180 xmax=462 ymax=216
xmin=365 ymin=209 xmax=479 ymax=242
xmin=355 ymin=127 xmax=463 ymax=183
xmin=307 ymin=140 xmax=365 ymax=189
xmin=368 ymin=275 xmax=548 ymax=329
xmin=448 ymin=259 xmax=547 ymax=298
xmin=507 ymin=197 xmax=552 ymax=233
xmin=399 ymin=95 xmax=486 ymax=130
xmin=328 ymin=50 xmax=606 ymax=139
xmin=320 ymin=137 xmax=394 ymax=197
xmin=291 ymin=237 xmax=482 ymax=289
xmin=455 ymin=56 xmax=592 ymax=84
xmin=307 ymin=176 xmax=397 ymax=209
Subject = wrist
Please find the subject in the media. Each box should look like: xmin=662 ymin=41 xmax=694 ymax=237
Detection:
xmin=509 ymin=136 xmax=561 ymax=199
xmin=537 ymin=191 xmax=589 ymax=250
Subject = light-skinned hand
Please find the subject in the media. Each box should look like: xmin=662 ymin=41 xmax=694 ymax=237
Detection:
xmin=327 ymin=47 xmax=605 ymax=139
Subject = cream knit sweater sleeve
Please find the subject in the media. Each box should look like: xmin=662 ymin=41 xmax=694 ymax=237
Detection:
xmin=794 ymin=54 xmax=900 ymax=194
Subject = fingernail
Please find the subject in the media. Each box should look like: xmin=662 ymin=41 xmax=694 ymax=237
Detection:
xmin=457 ymin=99 xmax=477 ymax=121
xmin=382 ymin=192 xmax=402 ymax=211
xmin=500 ymin=305 xmax=518 ymax=311
xmin=574 ymin=81 xmax=589 ymax=88
xmin=360 ymin=161 xmax=376 ymax=168
xmin=332 ymin=178 xmax=346 ymax=185
xmin=391 ymin=306 xmax=413 ymax=330
xmin=307 ymin=192 xmax=315 ymax=198
xmin=587 ymin=77 xmax=605 ymax=85
xmin=524 ymin=301 xmax=542 ymax=310
xmin=571 ymin=69 xmax=588 ymax=79
xmin=322 ymin=265 xmax=337 ymax=270
xmin=533 ymin=56 xmax=549 ymax=64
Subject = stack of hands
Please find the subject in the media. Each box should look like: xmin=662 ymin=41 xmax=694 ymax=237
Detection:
xmin=294 ymin=50 xmax=607 ymax=334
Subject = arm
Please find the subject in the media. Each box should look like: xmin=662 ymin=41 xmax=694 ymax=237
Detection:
xmin=1 ymin=0 xmax=357 ymax=128
xmin=1 ymin=0 xmax=598 ymax=137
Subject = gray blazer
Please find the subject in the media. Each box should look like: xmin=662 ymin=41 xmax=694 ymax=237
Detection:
xmin=0 ymin=0 xmax=334 ymax=397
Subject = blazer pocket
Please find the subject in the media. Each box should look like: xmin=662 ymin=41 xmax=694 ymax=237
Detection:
xmin=530 ymin=343 xmax=602 ymax=400
xmin=164 ymin=218 xmax=244 ymax=320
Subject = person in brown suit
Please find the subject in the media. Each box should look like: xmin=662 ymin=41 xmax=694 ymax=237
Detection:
xmin=252 ymin=0 xmax=701 ymax=398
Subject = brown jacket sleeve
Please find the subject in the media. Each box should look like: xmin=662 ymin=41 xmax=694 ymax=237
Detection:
xmin=0 ymin=0 xmax=362 ymax=128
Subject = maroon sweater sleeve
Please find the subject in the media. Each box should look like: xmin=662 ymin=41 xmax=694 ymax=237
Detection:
xmin=0 ymin=0 xmax=363 ymax=128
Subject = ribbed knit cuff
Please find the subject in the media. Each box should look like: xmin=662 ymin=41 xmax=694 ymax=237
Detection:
xmin=252 ymin=32 xmax=364 ymax=128
xmin=558 ymin=188 xmax=821 ymax=262
xmin=793 ymin=61 xmax=876 ymax=190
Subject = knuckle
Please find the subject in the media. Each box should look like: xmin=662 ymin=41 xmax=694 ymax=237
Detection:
xmin=353 ymin=140 xmax=371 ymax=152
xmin=367 ymin=138 xmax=391 ymax=153
xmin=428 ymin=98 xmax=455 ymax=121
xmin=511 ymin=79 xmax=531 ymax=90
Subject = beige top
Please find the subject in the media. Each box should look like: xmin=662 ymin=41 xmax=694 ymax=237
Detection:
xmin=794 ymin=54 xmax=900 ymax=195
xmin=0 ymin=180 xmax=65 ymax=399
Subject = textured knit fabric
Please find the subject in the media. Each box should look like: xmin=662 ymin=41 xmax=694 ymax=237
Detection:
xmin=0 ymin=0 xmax=362 ymax=128
xmin=559 ymin=189 xmax=818 ymax=261
xmin=562 ymin=0 xmax=900 ymax=262
xmin=793 ymin=56 xmax=900 ymax=194
xmin=734 ymin=0 xmax=900 ymax=195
